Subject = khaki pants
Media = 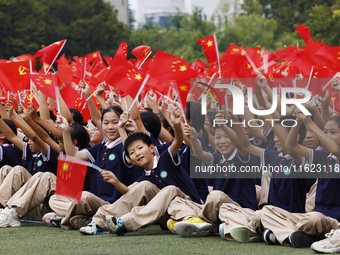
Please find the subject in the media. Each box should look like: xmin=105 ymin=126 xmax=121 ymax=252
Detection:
xmin=305 ymin=180 xmax=317 ymax=213
xmin=7 ymin=172 xmax=56 ymax=220
xmin=258 ymin=171 xmax=272 ymax=208
xmin=0 ymin=165 xmax=14 ymax=184
xmin=92 ymin=181 xmax=160 ymax=229
xmin=93 ymin=181 xmax=192 ymax=232
xmin=261 ymin=205 xmax=339 ymax=244
xmin=167 ymin=196 xmax=202 ymax=220
xmin=49 ymin=192 xmax=108 ymax=229
xmin=0 ymin=166 xmax=31 ymax=208
xmin=200 ymin=190 xmax=239 ymax=232
xmin=219 ymin=203 xmax=255 ymax=237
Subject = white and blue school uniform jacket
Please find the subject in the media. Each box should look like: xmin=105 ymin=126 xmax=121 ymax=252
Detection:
xmin=261 ymin=149 xmax=311 ymax=213
xmin=306 ymin=149 xmax=340 ymax=221
xmin=135 ymin=147 xmax=201 ymax=204
xmin=84 ymin=137 xmax=143 ymax=203
xmin=22 ymin=143 xmax=58 ymax=175
xmin=212 ymin=149 xmax=258 ymax=210
xmin=0 ymin=143 xmax=22 ymax=167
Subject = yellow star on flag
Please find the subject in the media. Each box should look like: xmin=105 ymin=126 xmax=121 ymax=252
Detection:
xmin=179 ymin=85 xmax=189 ymax=92
xmin=179 ymin=65 xmax=187 ymax=72
xmin=134 ymin=74 xmax=142 ymax=81
xmin=206 ymin=40 xmax=213 ymax=47
xmin=44 ymin=78 xmax=52 ymax=85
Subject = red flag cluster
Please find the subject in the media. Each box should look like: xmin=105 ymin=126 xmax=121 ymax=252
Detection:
xmin=0 ymin=25 xmax=339 ymax=113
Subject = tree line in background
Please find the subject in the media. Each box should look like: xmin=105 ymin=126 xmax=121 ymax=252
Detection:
xmin=0 ymin=0 xmax=339 ymax=63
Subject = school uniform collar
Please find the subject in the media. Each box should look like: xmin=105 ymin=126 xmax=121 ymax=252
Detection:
xmin=104 ymin=137 xmax=122 ymax=149
xmin=220 ymin=149 xmax=237 ymax=164
xmin=278 ymin=153 xmax=292 ymax=160
xmin=144 ymin=155 xmax=159 ymax=176
xmin=32 ymin=151 xmax=42 ymax=158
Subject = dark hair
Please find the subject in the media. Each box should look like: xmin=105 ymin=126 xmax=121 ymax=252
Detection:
xmin=124 ymin=132 xmax=153 ymax=159
xmin=141 ymin=111 xmax=161 ymax=139
xmin=70 ymin=109 xmax=84 ymax=125
xmin=70 ymin=123 xmax=90 ymax=149
xmin=325 ymin=115 xmax=340 ymax=129
xmin=279 ymin=116 xmax=306 ymax=144
xmin=101 ymin=106 xmax=123 ymax=123
xmin=186 ymin=101 xmax=209 ymax=144
xmin=3 ymin=119 xmax=17 ymax=136
xmin=157 ymin=112 xmax=174 ymax=136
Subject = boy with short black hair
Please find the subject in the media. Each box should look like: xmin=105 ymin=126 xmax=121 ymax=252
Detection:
xmin=80 ymin=105 xmax=202 ymax=235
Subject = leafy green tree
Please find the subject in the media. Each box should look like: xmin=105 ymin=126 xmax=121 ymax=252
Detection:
xmin=39 ymin=0 xmax=130 ymax=57
xmin=0 ymin=0 xmax=48 ymax=59
xmin=306 ymin=1 xmax=340 ymax=45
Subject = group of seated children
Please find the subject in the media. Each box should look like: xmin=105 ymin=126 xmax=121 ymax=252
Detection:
xmin=0 ymin=78 xmax=339 ymax=254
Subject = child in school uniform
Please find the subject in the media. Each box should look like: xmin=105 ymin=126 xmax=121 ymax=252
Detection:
xmin=255 ymin=113 xmax=340 ymax=249
xmin=221 ymin=114 xmax=312 ymax=243
xmin=79 ymin=105 xmax=201 ymax=235
xmin=47 ymin=106 xmax=142 ymax=230
xmin=170 ymin=110 xmax=259 ymax=238
xmin=0 ymin=101 xmax=60 ymax=227
xmin=0 ymin=119 xmax=23 ymax=186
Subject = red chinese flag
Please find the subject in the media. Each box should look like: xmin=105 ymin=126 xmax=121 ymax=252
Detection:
xmin=30 ymin=73 xmax=57 ymax=100
xmin=295 ymin=24 xmax=313 ymax=43
xmin=57 ymin=64 xmax=74 ymax=84
xmin=196 ymin=34 xmax=219 ymax=64
xmin=56 ymin=156 xmax=88 ymax=202
xmin=0 ymin=61 xmax=30 ymax=91
xmin=23 ymin=91 xmax=39 ymax=109
xmin=146 ymin=51 xmax=192 ymax=82
xmin=132 ymin=45 xmax=151 ymax=68
xmin=72 ymin=57 xmax=86 ymax=80
xmin=61 ymin=84 xmax=85 ymax=111
xmin=106 ymin=58 xmax=148 ymax=98
xmin=113 ymin=42 xmax=128 ymax=62
xmin=34 ymin=40 xmax=67 ymax=63
xmin=84 ymin=50 xmax=103 ymax=64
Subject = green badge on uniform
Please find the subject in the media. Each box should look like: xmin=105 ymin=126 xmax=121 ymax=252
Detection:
xmin=160 ymin=171 xmax=168 ymax=178
xmin=108 ymin=154 xmax=116 ymax=161
xmin=182 ymin=147 xmax=187 ymax=154
xmin=284 ymin=166 xmax=291 ymax=176
xmin=37 ymin=160 xmax=43 ymax=167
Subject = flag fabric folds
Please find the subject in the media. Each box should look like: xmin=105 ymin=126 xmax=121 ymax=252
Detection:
xmin=0 ymin=61 xmax=31 ymax=91
xmin=56 ymin=156 xmax=89 ymax=202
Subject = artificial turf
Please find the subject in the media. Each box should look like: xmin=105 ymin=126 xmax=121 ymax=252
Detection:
xmin=1 ymin=222 xmax=316 ymax=255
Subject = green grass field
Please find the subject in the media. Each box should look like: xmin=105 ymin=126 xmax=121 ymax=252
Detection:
xmin=2 ymin=222 xmax=316 ymax=255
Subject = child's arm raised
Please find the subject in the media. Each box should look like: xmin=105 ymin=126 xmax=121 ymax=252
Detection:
xmin=190 ymin=126 xmax=212 ymax=165
xmin=285 ymin=115 xmax=309 ymax=159
xmin=168 ymin=104 xmax=184 ymax=158
xmin=233 ymin=115 xmax=262 ymax=158
xmin=302 ymin=114 xmax=340 ymax=158
xmin=56 ymin=115 xmax=89 ymax=160
xmin=81 ymin=81 xmax=104 ymax=137
xmin=6 ymin=101 xmax=49 ymax=155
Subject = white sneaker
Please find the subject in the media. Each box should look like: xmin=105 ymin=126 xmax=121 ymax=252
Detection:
xmin=79 ymin=222 xmax=107 ymax=235
xmin=311 ymin=229 xmax=340 ymax=253
xmin=0 ymin=207 xmax=21 ymax=228
xmin=42 ymin=212 xmax=62 ymax=227
xmin=174 ymin=220 xmax=213 ymax=238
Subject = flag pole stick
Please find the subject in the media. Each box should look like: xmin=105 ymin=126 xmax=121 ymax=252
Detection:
xmin=128 ymin=74 xmax=150 ymax=112
xmin=45 ymin=40 xmax=67 ymax=75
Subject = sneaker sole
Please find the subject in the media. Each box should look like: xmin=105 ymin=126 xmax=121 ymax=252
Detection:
xmin=174 ymin=222 xmax=212 ymax=238
xmin=289 ymin=231 xmax=317 ymax=248
xmin=230 ymin=226 xmax=262 ymax=243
